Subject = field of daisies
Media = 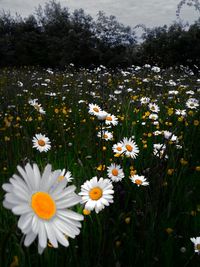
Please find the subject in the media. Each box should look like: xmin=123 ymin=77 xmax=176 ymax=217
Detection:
xmin=0 ymin=64 xmax=200 ymax=267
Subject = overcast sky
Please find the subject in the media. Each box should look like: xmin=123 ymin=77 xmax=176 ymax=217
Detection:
xmin=0 ymin=0 xmax=199 ymax=27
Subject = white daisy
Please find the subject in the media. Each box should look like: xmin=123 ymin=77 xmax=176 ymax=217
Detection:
xmin=148 ymin=103 xmax=160 ymax=113
xmin=140 ymin=97 xmax=150 ymax=104
xmin=186 ymin=98 xmax=199 ymax=109
xmin=130 ymin=174 xmax=149 ymax=187
xmin=105 ymin=114 xmax=118 ymax=126
xmin=2 ymin=163 xmax=83 ymax=254
xmin=112 ymin=142 xmax=125 ymax=155
xmin=149 ymin=113 xmax=159 ymax=120
xmin=122 ymin=137 xmax=139 ymax=159
xmin=96 ymin=110 xmax=108 ymax=121
xmin=29 ymin=99 xmax=46 ymax=114
xmin=32 ymin=134 xmax=51 ymax=152
xmin=88 ymin=103 xmax=102 ymax=116
xmin=107 ymin=164 xmax=125 ymax=182
xmin=79 ymin=177 xmax=114 ymax=213
xmin=97 ymin=130 xmax=113 ymax=141
xmin=153 ymin=143 xmax=168 ymax=159
xmin=190 ymin=237 xmax=200 ymax=254
xmin=175 ymin=109 xmax=187 ymax=116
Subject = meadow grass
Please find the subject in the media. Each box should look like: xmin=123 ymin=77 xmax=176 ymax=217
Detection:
xmin=0 ymin=65 xmax=200 ymax=267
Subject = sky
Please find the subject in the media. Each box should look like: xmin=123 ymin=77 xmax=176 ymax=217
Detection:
xmin=0 ymin=0 xmax=199 ymax=28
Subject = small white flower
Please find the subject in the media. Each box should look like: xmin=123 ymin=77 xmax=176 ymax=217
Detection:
xmin=107 ymin=164 xmax=125 ymax=182
xmin=79 ymin=177 xmax=114 ymax=213
xmin=130 ymin=174 xmax=149 ymax=186
xmin=32 ymin=134 xmax=51 ymax=152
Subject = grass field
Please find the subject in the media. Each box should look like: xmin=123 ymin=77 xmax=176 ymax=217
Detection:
xmin=0 ymin=65 xmax=200 ymax=267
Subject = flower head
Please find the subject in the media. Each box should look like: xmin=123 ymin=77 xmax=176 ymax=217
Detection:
xmin=32 ymin=134 xmax=51 ymax=152
xmin=130 ymin=174 xmax=149 ymax=187
xmin=2 ymin=163 xmax=83 ymax=254
xmin=107 ymin=164 xmax=125 ymax=182
xmin=122 ymin=137 xmax=139 ymax=159
xmin=79 ymin=177 xmax=114 ymax=213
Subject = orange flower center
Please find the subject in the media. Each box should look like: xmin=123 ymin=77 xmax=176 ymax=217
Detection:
xmin=38 ymin=139 xmax=46 ymax=146
xmin=106 ymin=116 xmax=112 ymax=121
xmin=112 ymin=169 xmax=119 ymax=176
xmin=31 ymin=192 xmax=56 ymax=220
xmin=89 ymin=187 xmax=102 ymax=200
xmin=93 ymin=107 xmax=99 ymax=112
xmin=103 ymin=134 xmax=108 ymax=139
xmin=126 ymin=144 xmax=133 ymax=152
xmin=116 ymin=146 xmax=122 ymax=151
xmin=135 ymin=179 xmax=142 ymax=185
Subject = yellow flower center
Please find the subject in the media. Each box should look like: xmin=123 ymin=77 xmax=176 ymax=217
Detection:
xmin=89 ymin=187 xmax=102 ymax=200
xmin=38 ymin=139 xmax=46 ymax=146
xmin=93 ymin=107 xmax=99 ymax=112
xmin=106 ymin=116 xmax=112 ymax=121
xmin=31 ymin=192 xmax=56 ymax=220
xmin=112 ymin=169 xmax=119 ymax=176
xmin=196 ymin=244 xmax=200 ymax=250
xmin=135 ymin=179 xmax=142 ymax=185
xmin=116 ymin=146 xmax=122 ymax=151
xmin=103 ymin=134 xmax=108 ymax=139
xmin=126 ymin=144 xmax=133 ymax=152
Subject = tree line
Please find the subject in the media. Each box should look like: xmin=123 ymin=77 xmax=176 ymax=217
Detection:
xmin=0 ymin=0 xmax=200 ymax=69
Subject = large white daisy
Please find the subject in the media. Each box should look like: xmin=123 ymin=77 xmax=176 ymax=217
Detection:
xmin=2 ymin=163 xmax=83 ymax=254
xmin=32 ymin=134 xmax=51 ymax=153
xmin=79 ymin=177 xmax=114 ymax=213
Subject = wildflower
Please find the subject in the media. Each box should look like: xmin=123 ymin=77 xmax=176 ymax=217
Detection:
xmin=107 ymin=163 xmax=125 ymax=182
xmin=175 ymin=109 xmax=186 ymax=116
xmin=29 ymin=99 xmax=46 ymax=114
xmin=88 ymin=103 xmax=102 ymax=116
xmin=149 ymin=113 xmax=158 ymax=120
xmin=97 ymin=130 xmax=113 ymax=141
xmin=140 ymin=97 xmax=150 ymax=104
xmin=79 ymin=177 xmax=114 ymax=213
xmin=2 ymin=163 xmax=83 ymax=254
xmin=32 ymin=134 xmax=51 ymax=152
xmin=190 ymin=237 xmax=200 ymax=254
xmin=153 ymin=143 xmax=167 ymax=159
xmin=97 ymin=110 xmax=108 ymax=121
xmin=130 ymin=174 xmax=149 ymax=186
xmin=105 ymin=114 xmax=118 ymax=126
xmin=186 ymin=98 xmax=199 ymax=109
xmin=122 ymin=137 xmax=139 ymax=159
xmin=148 ymin=103 xmax=160 ymax=113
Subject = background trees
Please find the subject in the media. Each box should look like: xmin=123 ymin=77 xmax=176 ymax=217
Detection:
xmin=0 ymin=0 xmax=199 ymax=68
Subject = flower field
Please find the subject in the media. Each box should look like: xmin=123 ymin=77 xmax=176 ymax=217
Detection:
xmin=0 ymin=65 xmax=200 ymax=267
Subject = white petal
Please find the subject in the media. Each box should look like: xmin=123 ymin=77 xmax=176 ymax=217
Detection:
xmin=53 ymin=226 xmax=69 ymax=247
xmin=38 ymin=221 xmax=47 ymax=248
xmin=24 ymin=231 xmax=37 ymax=247
xmin=53 ymin=185 xmax=76 ymax=200
xmin=57 ymin=210 xmax=83 ymax=221
xmin=44 ymin=222 xmax=58 ymax=248
xmin=56 ymin=195 xmax=81 ymax=209
xmin=12 ymin=204 xmax=31 ymax=215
